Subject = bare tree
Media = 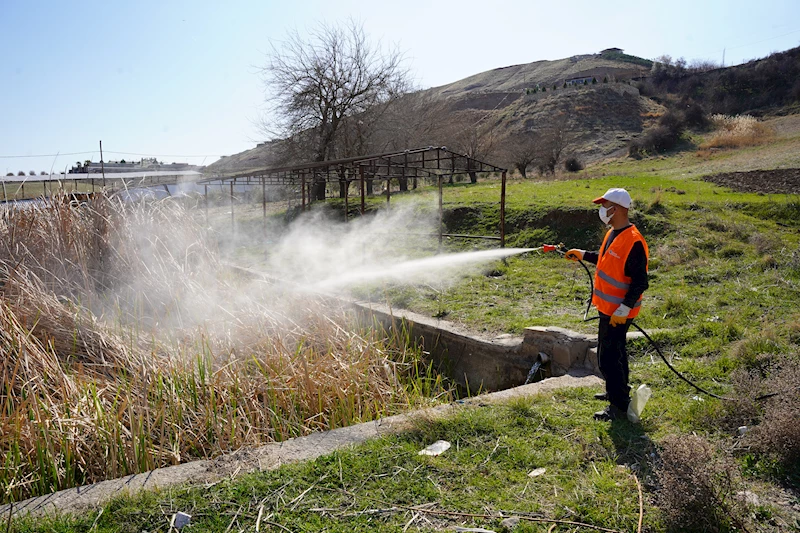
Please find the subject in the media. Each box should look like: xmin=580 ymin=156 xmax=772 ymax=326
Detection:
xmin=260 ymin=19 xmax=411 ymax=201
xmin=443 ymin=112 xmax=499 ymax=183
xmin=534 ymin=111 xmax=571 ymax=175
xmin=505 ymin=133 xmax=538 ymax=178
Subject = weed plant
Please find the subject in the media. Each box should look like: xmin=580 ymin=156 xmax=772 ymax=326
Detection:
xmin=701 ymin=114 xmax=776 ymax=150
xmin=0 ymin=194 xmax=452 ymax=504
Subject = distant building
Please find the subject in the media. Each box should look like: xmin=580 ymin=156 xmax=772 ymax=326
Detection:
xmin=69 ymin=157 xmax=199 ymax=174
xmin=564 ymin=75 xmax=595 ymax=86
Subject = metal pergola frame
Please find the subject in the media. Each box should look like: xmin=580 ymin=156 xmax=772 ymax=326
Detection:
xmin=199 ymin=146 xmax=510 ymax=247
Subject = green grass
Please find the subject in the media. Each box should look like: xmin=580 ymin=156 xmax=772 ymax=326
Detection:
xmin=12 ymin=388 xmax=662 ymax=532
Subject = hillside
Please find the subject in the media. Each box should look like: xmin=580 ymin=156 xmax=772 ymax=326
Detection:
xmin=206 ymin=49 xmax=655 ymax=175
xmin=206 ymin=47 xmax=800 ymax=176
xmin=428 ymin=52 xmax=649 ymax=99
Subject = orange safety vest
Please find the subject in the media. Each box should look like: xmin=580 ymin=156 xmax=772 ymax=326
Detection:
xmin=592 ymin=225 xmax=649 ymax=318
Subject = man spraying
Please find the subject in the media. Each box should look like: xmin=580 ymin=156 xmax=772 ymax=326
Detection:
xmin=564 ymin=188 xmax=649 ymax=421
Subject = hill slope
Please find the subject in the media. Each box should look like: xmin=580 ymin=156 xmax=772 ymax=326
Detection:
xmin=206 ymin=50 xmax=655 ymax=175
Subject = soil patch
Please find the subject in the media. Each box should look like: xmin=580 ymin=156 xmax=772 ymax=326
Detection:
xmin=702 ymin=168 xmax=800 ymax=195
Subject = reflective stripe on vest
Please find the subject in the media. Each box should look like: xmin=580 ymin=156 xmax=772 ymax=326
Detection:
xmin=593 ymin=288 xmax=642 ymax=308
xmin=591 ymin=225 xmax=649 ymax=318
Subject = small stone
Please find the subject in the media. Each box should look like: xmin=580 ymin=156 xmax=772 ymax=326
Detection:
xmin=171 ymin=512 xmax=191 ymax=530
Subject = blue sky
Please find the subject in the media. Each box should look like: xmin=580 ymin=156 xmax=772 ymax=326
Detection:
xmin=2 ymin=0 xmax=799 ymax=175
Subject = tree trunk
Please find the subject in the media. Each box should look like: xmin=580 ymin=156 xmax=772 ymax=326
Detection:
xmin=468 ymin=171 xmax=478 ymax=184
xmin=338 ymin=168 xmax=348 ymax=199
xmin=312 ymin=179 xmax=326 ymax=201
xmin=398 ymin=176 xmax=408 ymax=191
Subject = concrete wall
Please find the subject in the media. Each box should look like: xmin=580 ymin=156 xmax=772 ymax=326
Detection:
xmin=225 ymin=265 xmax=600 ymax=393
xmin=353 ymin=302 xmax=599 ymax=393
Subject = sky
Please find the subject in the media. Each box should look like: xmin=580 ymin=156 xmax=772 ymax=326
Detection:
xmin=2 ymin=0 xmax=799 ymax=175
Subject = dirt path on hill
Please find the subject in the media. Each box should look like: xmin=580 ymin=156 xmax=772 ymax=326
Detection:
xmin=702 ymin=168 xmax=800 ymax=195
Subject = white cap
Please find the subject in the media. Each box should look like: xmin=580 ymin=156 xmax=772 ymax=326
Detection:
xmin=592 ymin=188 xmax=631 ymax=209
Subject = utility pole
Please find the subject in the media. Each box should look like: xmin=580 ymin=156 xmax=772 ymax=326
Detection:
xmin=99 ymin=140 xmax=106 ymax=187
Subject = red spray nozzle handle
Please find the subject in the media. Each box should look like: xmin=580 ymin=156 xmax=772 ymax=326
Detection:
xmin=542 ymin=244 xmax=557 ymax=253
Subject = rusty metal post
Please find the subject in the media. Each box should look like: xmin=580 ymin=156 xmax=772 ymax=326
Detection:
xmin=301 ymin=174 xmax=306 ymax=211
xmin=99 ymin=140 xmax=106 ymax=188
xmin=359 ymin=165 xmax=365 ymax=215
xmin=438 ymin=174 xmax=443 ymax=251
xmin=344 ymin=178 xmax=349 ymax=222
xmin=386 ymin=178 xmax=390 ymax=204
xmin=500 ymin=170 xmax=507 ymax=248
xmin=20 ymin=182 xmax=24 ymax=200
xmin=230 ymin=182 xmax=235 ymax=238
xmin=262 ymin=177 xmax=266 ymax=220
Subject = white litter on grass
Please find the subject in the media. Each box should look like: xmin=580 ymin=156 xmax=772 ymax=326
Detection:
xmin=454 ymin=527 xmax=497 ymax=533
xmin=419 ymin=440 xmax=451 ymax=456
xmin=528 ymin=467 xmax=547 ymax=477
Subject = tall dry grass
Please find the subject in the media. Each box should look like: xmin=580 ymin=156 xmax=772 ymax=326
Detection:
xmin=0 ymin=194 xmax=449 ymax=503
xmin=700 ymin=114 xmax=775 ymax=150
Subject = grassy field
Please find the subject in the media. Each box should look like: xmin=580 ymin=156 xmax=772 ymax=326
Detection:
xmin=7 ymin=116 xmax=800 ymax=531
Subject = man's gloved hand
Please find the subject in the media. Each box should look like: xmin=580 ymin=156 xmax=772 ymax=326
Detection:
xmin=610 ymin=304 xmax=632 ymax=327
xmin=564 ymin=249 xmax=585 ymax=261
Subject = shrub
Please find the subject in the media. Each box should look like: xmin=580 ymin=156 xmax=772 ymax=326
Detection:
xmin=563 ymin=156 xmax=583 ymax=172
xmin=628 ymin=125 xmax=682 ymax=157
xmin=5 ymin=172 xmax=12 ymax=177
xmin=744 ymin=358 xmax=800 ymax=468
xmin=17 ymin=171 xmax=25 ymax=176
xmin=656 ymin=434 xmax=752 ymax=532
xmin=683 ymin=101 xmax=709 ymax=129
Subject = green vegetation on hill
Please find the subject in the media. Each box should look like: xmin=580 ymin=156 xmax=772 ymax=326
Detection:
xmin=641 ymin=46 xmax=800 ymax=115
xmin=600 ymin=50 xmax=653 ymax=68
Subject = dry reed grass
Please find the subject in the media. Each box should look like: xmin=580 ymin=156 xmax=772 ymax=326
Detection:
xmin=700 ymin=114 xmax=776 ymax=150
xmin=0 ymin=194 xmax=447 ymax=503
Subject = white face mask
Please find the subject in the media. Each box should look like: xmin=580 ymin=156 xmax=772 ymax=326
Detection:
xmin=598 ymin=205 xmax=614 ymax=224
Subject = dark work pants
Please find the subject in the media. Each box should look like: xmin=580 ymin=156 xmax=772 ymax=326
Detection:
xmin=597 ymin=312 xmax=632 ymax=411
